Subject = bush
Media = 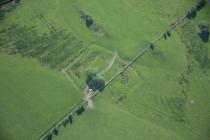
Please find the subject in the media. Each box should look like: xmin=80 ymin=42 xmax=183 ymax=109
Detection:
xmin=163 ymin=33 xmax=167 ymax=40
xmin=86 ymin=72 xmax=105 ymax=92
xmin=187 ymin=8 xmax=197 ymax=19
xmin=0 ymin=10 xmax=5 ymax=20
xmin=80 ymin=11 xmax=94 ymax=27
xmin=150 ymin=44 xmax=154 ymax=50
xmin=63 ymin=119 xmax=69 ymax=127
xmin=167 ymin=31 xmax=171 ymax=37
xmin=198 ymin=23 xmax=209 ymax=43
xmin=195 ymin=1 xmax=206 ymax=12
xmin=52 ymin=128 xmax=58 ymax=136
xmin=46 ymin=133 xmax=52 ymax=140
xmin=69 ymin=115 xmax=73 ymax=124
xmin=95 ymin=79 xmax=105 ymax=92
xmin=76 ymin=106 xmax=85 ymax=116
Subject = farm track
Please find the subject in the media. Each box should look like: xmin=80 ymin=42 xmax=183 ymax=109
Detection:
xmin=61 ymin=69 xmax=80 ymax=91
xmin=38 ymin=14 xmax=196 ymax=140
xmin=61 ymin=52 xmax=87 ymax=91
xmin=85 ymin=52 xmax=118 ymax=108
xmin=63 ymin=53 xmax=85 ymax=72
xmin=98 ymin=52 xmax=117 ymax=76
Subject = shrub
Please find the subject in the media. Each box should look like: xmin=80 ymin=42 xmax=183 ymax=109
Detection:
xmin=196 ymin=0 xmax=206 ymax=11
xmin=167 ymin=31 xmax=171 ymax=37
xmin=150 ymin=44 xmax=154 ymax=50
xmin=198 ymin=23 xmax=209 ymax=43
xmin=46 ymin=133 xmax=52 ymax=140
xmin=163 ymin=33 xmax=167 ymax=40
xmin=80 ymin=11 xmax=94 ymax=27
xmin=76 ymin=106 xmax=85 ymax=116
xmin=52 ymin=128 xmax=58 ymax=136
xmin=95 ymin=79 xmax=105 ymax=92
xmin=0 ymin=10 xmax=5 ymax=20
xmin=63 ymin=119 xmax=69 ymax=127
xmin=187 ymin=8 xmax=197 ymax=19
xmin=69 ymin=115 xmax=73 ymax=124
xmin=86 ymin=72 xmax=105 ymax=92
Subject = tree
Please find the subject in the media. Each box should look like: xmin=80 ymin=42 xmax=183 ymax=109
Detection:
xmin=52 ymin=128 xmax=58 ymax=136
xmin=199 ymin=0 xmax=206 ymax=8
xmin=15 ymin=0 xmax=21 ymax=4
xmin=76 ymin=106 xmax=85 ymax=116
xmin=80 ymin=11 xmax=94 ymax=28
xmin=85 ymin=16 xmax=94 ymax=27
xmin=95 ymin=79 xmax=105 ymax=92
xmin=187 ymin=8 xmax=197 ymax=19
xmin=163 ymin=33 xmax=167 ymax=40
xmin=196 ymin=0 xmax=206 ymax=11
xmin=198 ymin=23 xmax=209 ymax=43
xmin=150 ymin=44 xmax=154 ymax=50
xmin=47 ymin=133 xmax=52 ymax=140
xmin=69 ymin=115 xmax=73 ymax=124
xmin=63 ymin=119 xmax=68 ymax=127
xmin=0 ymin=10 xmax=4 ymax=20
xmin=86 ymin=72 xmax=105 ymax=92
xmin=167 ymin=31 xmax=171 ymax=37
xmin=86 ymin=72 xmax=96 ymax=86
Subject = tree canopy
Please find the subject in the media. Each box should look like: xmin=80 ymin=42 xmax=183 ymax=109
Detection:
xmin=86 ymin=72 xmax=105 ymax=92
xmin=198 ymin=23 xmax=209 ymax=43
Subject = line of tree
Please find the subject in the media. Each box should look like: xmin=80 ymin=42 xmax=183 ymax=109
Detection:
xmin=187 ymin=0 xmax=206 ymax=19
xmin=44 ymin=115 xmax=74 ymax=139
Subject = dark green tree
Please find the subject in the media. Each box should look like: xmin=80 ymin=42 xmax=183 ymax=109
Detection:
xmin=86 ymin=72 xmax=105 ymax=92
xmin=163 ymin=33 xmax=167 ymax=40
xmin=95 ymin=79 xmax=105 ymax=92
xmin=198 ymin=23 xmax=209 ymax=43
xmin=76 ymin=106 xmax=85 ymax=116
xmin=47 ymin=133 xmax=52 ymax=140
xmin=0 ymin=10 xmax=4 ymax=20
xmin=80 ymin=11 xmax=94 ymax=28
xmin=86 ymin=72 xmax=96 ymax=86
xmin=187 ymin=8 xmax=197 ymax=19
xmin=63 ymin=119 xmax=68 ymax=127
xmin=167 ymin=31 xmax=171 ymax=37
xmin=68 ymin=115 xmax=73 ymax=124
xmin=150 ymin=44 xmax=154 ymax=50
xmin=196 ymin=0 xmax=206 ymax=11
xmin=52 ymin=128 xmax=58 ymax=136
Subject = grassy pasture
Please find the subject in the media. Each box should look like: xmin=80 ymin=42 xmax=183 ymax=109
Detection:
xmin=0 ymin=0 xmax=210 ymax=140
xmin=0 ymin=54 xmax=83 ymax=140
xmin=53 ymin=0 xmax=210 ymax=140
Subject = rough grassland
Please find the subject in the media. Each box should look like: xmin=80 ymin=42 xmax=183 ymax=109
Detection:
xmin=0 ymin=0 xmax=210 ymax=140
xmin=0 ymin=54 xmax=82 ymax=140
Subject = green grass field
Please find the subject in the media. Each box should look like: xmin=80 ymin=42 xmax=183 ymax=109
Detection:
xmin=0 ymin=0 xmax=210 ymax=140
xmin=0 ymin=54 xmax=83 ymax=140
